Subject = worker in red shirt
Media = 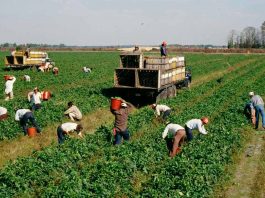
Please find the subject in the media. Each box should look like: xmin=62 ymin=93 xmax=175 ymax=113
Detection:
xmin=111 ymin=100 xmax=133 ymax=145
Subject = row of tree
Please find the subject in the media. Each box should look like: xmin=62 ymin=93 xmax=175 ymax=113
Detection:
xmin=228 ymin=21 xmax=265 ymax=48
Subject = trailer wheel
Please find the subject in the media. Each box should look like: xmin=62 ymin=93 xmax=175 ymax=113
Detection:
xmin=167 ymin=86 xmax=176 ymax=98
xmin=156 ymin=89 xmax=168 ymax=102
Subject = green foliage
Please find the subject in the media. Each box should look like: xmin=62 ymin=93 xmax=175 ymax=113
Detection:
xmin=0 ymin=52 xmax=264 ymax=197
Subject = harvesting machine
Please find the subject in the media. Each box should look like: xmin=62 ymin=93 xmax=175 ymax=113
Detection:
xmin=4 ymin=50 xmax=55 ymax=69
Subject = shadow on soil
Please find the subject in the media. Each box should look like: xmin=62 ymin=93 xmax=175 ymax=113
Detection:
xmin=101 ymin=88 xmax=155 ymax=108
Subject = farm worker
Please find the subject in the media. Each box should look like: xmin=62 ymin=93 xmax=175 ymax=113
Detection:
xmin=0 ymin=106 xmax=8 ymax=121
xmin=162 ymin=123 xmax=186 ymax=157
xmin=4 ymin=76 xmax=16 ymax=101
xmin=111 ymin=100 xmax=133 ymax=145
xmin=53 ymin=67 xmax=59 ymax=75
xmin=38 ymin=62 xmax=51 ymax=72
xmin=25 ymin=47 xmax=30 ymax=58
xmin=28 ymin=87 xmax=42 ymax=110
xmin=151 ymin=104 xmax=171 ymax=120
xmin=11 ymin=50 xmax=16 ymax=56
xmin=57 ymin=122 xmax=83 ymax=144
xmin=64 ymin=101 xmax=82 ymax=121
xmin=83 ymin=67 xmax=92 ymax=73
xmin=185 ymin=70 xmax=192 ymax=87
xmin=23 ymin=75 xmax=31 ymax=82
xmin=244 ymin=101 xmax=256 ymax=126
xmin=184 ymin=117 xmax=209 ymax=141
xmin=160 ymin=41 xmax=167 ymax=57
xmin=133 ymin=45 xmax=141 ymax=52
xmin=249 ymin=92 xmax=265 ymax=129
xmin=15 ymin=108 xmax=41 ymax=135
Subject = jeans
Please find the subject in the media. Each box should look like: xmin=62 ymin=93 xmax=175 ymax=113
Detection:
xmin=255 ymin=105 xmax=265 ymax=128
xmin=57 ymin=126 xmax=65 ymax=144
xmin=184 ymin=125 xmax=193 ymax=141
xmin=162 ymin=110 xmax=171 ymax=120
xmin=114 ymin=129 xmax=130 ymax=145
xmin=165 ymin=137 xmax=173 ymax=153
xmin=20 ymin=112 xmax=41 ymax=135
xmin=32 ymin=103 xmax=41 ymax=111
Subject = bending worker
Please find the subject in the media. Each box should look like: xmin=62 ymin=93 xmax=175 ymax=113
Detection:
xmin=64 ymin=102 xmax=82 ymax=121
xmin=162 ymin=123 xmax=185 ymax=158
xmin=111 ymin=100 xmax=133 ymax=145
xmin=15 ymin=108 xmax=41 ymax=135
xmin=249 ymin=92 xmax=265 ymax=129
xmin=184 ymin=117 xmax=209 ymax=141
xmin=151 ymin=103 xmax=171 ymax=120
xmin=57 ymin=122 xmax=83 ymax=144
xmin=0 ymin=106 xmax=8 ymax=121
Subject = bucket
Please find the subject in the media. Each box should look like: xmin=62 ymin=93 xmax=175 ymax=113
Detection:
xmin=4 ymin=75 xmax=11 ymax=81
xmin=42 ymin=91 xmax=51 ymax=100
xmin=27 ymin=127 xmax=37 ymax=137
xmin=111 ymin=98 xmax=122 ymax=110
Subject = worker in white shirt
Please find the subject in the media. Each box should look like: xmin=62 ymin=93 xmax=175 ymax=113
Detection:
xmin=23 ymin=75 xmax=31 ymax=82
xmin=15 ymin=108 xmax=41 ymax=135
xmin=57 ymin=122 xmax=83 ymax=144
xmin=0 ymin=107 xmax=8 ymax=121
xmin=151 ymin=104 xmax=171 ymax=120
xmin=184 ymin=117 xmax=209 ymax=141
xmin=4 ymin=76 xmax=16 ymax=101
xmin=64 ymin=102 xmax=82 ymax=121
xmin=83 ymin=67 xmax=92 ymax=73
xmin=162 ymin=123 xmax=186 ymax=157
xmin=249 ymin=92 xmax=265 ymax=129
xmin=28 ymin=87 xmax=42 ymax=110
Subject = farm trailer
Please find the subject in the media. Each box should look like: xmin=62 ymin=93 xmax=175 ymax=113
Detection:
xmin=114 ymin=52 xmax=188 ymax=103
xmin=4 ymin=51 xmax=55 ymax=69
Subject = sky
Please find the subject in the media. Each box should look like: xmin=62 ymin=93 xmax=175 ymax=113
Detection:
xmin=0 ymin=0 xmax=264 ymax=46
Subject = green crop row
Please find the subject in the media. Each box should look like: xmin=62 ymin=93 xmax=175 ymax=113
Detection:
xmin=0 ymin=54 xmax=264 ymax=197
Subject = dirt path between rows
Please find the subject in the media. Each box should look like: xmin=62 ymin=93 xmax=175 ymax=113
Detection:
xmin=0 ymin=57 xmax=262 ymax=169
xmin=220 ymin=130 xmax=265 ymax=198
xmin=0 ymin=108 xmax=114 ymax=168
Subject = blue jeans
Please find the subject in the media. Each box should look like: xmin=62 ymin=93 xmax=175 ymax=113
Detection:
xmin=162 ymin=110 xmax=171 ymax=120
xmin=57 ymin=126 xmax=65 ymax=144
xmin=114 ymin=129 xmax=130 ymax=145
xmin=20 ymin=112 xmax=41 ymax=135
xmin=255 ymin=105 xmax=265 ymax=128
xmin=32 ymin=103 xmax=41 ymax=111
xmin=184 ymin=125 xmax=193 ymax=141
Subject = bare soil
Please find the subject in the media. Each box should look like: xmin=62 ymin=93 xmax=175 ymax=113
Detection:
xmin=219 ymin=130 xmax=265 ymax=198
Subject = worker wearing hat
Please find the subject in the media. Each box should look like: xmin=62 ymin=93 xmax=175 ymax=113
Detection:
xmin=111 ymin=100 xmax=133 ymax=145
xmin=28 ymin=87 xmax=42 ymax=110
xmin=184 ymin=117 xmax=209 ymax=141
xmin=249 ymin=91 xmax=265 ymax=129
xmin=160 ymin=41 xmax=167 ymax=57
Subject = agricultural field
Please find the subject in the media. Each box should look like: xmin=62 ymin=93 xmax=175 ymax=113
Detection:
xmin=0 ymin=51 xmax=265 ymax=197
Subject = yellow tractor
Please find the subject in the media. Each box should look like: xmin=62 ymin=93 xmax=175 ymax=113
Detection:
xmin=4 ymin=50 xmax=55 ymax=70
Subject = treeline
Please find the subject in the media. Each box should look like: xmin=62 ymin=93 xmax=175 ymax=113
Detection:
xmin=228 ymin=21 xmax=265 ymax=48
